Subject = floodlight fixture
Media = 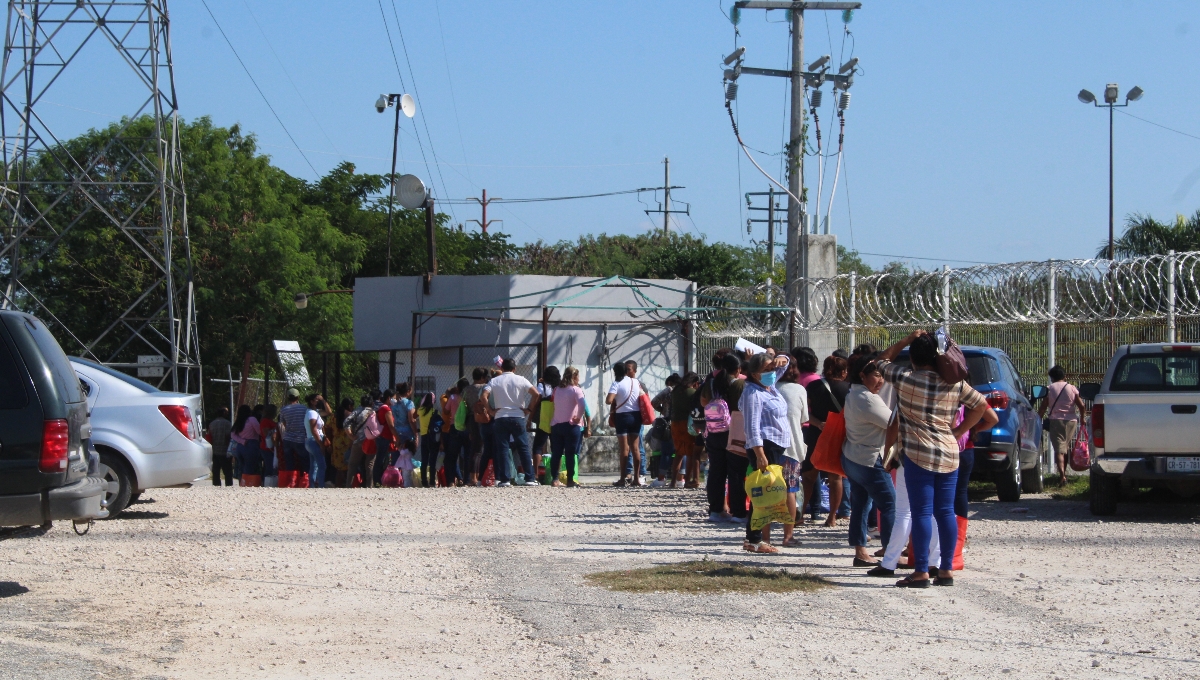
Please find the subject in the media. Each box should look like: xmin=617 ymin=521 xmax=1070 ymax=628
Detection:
xmin=1104 ymin=83 xmax=1119 ymax=104
xmin=375 ymin=94 xmax=388 ymax=113
xmin=723 ymin=46 xmax=746 ymax=66
xmin=808 ymin=55 xmax=830 ymax=71
xmin=1077 ymin=89 xmax=1096 ymax=104
xmin=838 ymin=57 xmax=858 ymax=74
xmin=1125 ymin=86 xmax=1143 ymax=102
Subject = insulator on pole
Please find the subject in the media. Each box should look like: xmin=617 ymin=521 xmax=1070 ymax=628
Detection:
xmin=810 ymin=89 xmax=823 ymax=109
xmin=838 ymin=92 xmax=851 ymax=111
xmin=725 ymin=81 xmax=739 ymax=102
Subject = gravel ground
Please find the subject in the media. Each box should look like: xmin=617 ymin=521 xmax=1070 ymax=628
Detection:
xmin=1 ymin=481 xmax=1199 ymax=680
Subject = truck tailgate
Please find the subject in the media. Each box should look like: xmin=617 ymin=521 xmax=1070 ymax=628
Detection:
xmin=1104 ymin=393 xmax=1200 ymax=453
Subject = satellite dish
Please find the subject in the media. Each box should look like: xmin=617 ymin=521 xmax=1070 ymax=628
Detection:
xmin=394 ymin=174 xmax=427 ymax=209
xmin=400 ymin=93 xmax=416 ymax=118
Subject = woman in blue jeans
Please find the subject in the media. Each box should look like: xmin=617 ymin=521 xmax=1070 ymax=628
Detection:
xmin=877 ymin=330 xmax=991 ymax=587
xmin=304 ymin=395 xmax=328 ymax=489
xmin=839 ymin=355 xmax=896 ymax=568
xmin=550 ymin=367 xmax=588 ymax=487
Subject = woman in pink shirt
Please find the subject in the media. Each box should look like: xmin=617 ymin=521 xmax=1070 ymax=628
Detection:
xmin=549 ymin=366 xmax=589 ymax=487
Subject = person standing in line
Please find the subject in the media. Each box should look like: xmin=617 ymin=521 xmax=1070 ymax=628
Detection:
xmin=329 ymin=398 xmax=354 ymax=487
xmin=877 ymin=330 xmax=991 ymax=588
xmin=232 ymin=404 xmax=262 ymax=478
xmin=304 ymin=394 xmax=327 ymax=488
xmin=840 ymin=355 xmax=897 ymax=568
xmin=278 ymin=389 xmax=308 ymax=480
xmin=460 ymin=368 xmax=490 ymax=486
xmin=533 ymin=367 xmax=559 ymax=464
xmin=804 ymin=355 xmax=850 ymax=527
xmin=259 ymin=404 xmax=279 ymax=481
xmin=206 ymin=407 xmax=234 ymax=487
xmin=416 ymin=392 xmax=443 ymax=487
xmin=482 ymin=358 xmax=541 ymax=487
xmin=739 ymin=352 xmax=792 ymax=554
xmin=342 ymin=395 xmax=375 ymax=487
xmin=701 ymin=352 xmax=748 ymax=524
xmin=668 ymin=372 xmax=702 ymax=489
xmin=1039 ymin=365 xmax=1088 ymax=487
xmin=606 ymin=361 xmax=645 ymax=487
xmin=621 ymin=361 xmax=651 ymax=483
xmin=775 ymin=361 xmax=809 ymax=546
xmin=649 ymin=373 xmax=680 ymax=487
xmin=441 ymin=381 xmax=466 ymax=486
xmin=392 ymin=382 xmax=418 ymax=454
xmin=549 ymin=366 xmax=588 ymax=487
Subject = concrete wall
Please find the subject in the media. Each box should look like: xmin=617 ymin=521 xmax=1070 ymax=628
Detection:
xmin=802 ymin=234 xmax=839 ymax=361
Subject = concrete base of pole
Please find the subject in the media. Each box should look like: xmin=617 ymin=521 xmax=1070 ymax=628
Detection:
xmin=798 ymin=234 xmax=839 ymax=360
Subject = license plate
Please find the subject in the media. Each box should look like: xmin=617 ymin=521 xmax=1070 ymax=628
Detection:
xmin=1166 ymin=457 xmax=1200 ymax=472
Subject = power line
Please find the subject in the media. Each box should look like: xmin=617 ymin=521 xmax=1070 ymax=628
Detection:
xmin=1115 ymin=109 xmax=1200 ymax=143
xmin=433 ymin=0 xmax=472 ymax=181
xmin=199 ymin=0 xmax=319 ymax=178
xmin=854 ymin=251 xmax=997 ymax=265
xmin=440 ymin=186 xmax=681 ymax=205
xmin=242 ymin=1 xmax=342 ymax=157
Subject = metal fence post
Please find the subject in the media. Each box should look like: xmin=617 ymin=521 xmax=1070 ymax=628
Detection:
xmin=264 ymin=348 xmax=271 ymax=406
xmin=1048 ymin=260 xmax=1056 ymax=370
xmin=942 ymin=265 xmax=951 ymax=334
xmin=1168 ymin=250 xmax=1177 ymax=342
xmin=848 ymin=271 xmax=857 ymax=351
xmin=458 ymin=346 xmax=465 ymax=381
xmin=388 ymin=351 xmax=397 ymax=391
xmin=334 ymin=352 xmax=342 ymax=408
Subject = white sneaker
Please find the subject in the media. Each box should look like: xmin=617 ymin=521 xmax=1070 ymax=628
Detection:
xmin=650 ymin=479 xmax=665 ymax=488
xmin=497 ymin=481 xmax=512 ymax=488
xmin=707 ymin=512 xmax=728 ymax=523
xmin=523 ymin=480 xmax=540 ymax=486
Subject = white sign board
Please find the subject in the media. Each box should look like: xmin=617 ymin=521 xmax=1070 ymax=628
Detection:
xmin=273 ymin=340 xmax=312 ymax=388
xmin=137 ymin=354 xmax=166 ymax=378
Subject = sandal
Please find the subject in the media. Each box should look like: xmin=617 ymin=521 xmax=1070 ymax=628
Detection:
xmin=744 ymin=542 xmax=779 ymax=554
xmin=895 ymin=573 xmax=930 ymax=589
xmin=933 ymin=575 xmax=955 ymax=586
xmin=781 ymin=537 xmax=801 ymax=547
xmin=612 ymin=478 xmax=627 ymax=488
xmin=551 ymin=480 xmax=565 ymax=487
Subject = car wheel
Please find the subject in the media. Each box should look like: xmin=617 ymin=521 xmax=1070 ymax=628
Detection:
xmin=996 ymin=444 xmax=1022 ymax=502
xmin=1021 ymin=451 xmax=1044 ymax=493
xmin=1089 ymin=469 xmax=1119 ymax=515
xmin=97 ymin=451 xmax=133 ymax=518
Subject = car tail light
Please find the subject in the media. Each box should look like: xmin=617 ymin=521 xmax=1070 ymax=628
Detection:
xmin=1091 ymin=404 xmax=1104 ymax=448
xmin=159 ymin=405 xmax=192 ymax=438
xmin=985 ymin=390 xmax=1010 ymax=410
xmin=40 ymin=419 xmax=69 ymax=473
xmin=1163 ymin=344 xmax=1200 ymax=352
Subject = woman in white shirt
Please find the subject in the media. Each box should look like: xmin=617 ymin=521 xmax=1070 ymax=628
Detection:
xmin=775 ymin=362 xmax=809 ymax=547
xmin=840 ymin=355 xmax=896 ymax=568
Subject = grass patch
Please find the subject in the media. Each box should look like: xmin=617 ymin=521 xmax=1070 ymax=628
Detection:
xmin=585 ymin=559 xmax=832 ymax=594
xmin=1048 ymin=474 xmax=1090 ymax=501
xmin=967 ymin=480 xmax=997 ymax=501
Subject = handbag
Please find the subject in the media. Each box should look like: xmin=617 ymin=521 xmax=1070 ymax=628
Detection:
xmin=935 ymin=336 xmax=970 ymax=385
xmin=809 ymin=411 xmax=847 ymax=477
xmin=1069 ymin=423 xmax=1091 ymax=472
xmin=638 ymin=391 xmax=656 ymax=426
xmin=726 ymin=410 xmax=747 ymax=456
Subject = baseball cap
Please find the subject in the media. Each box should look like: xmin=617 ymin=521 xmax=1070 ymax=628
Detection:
xmin=286 ymin=387 xmax=300 ymax=398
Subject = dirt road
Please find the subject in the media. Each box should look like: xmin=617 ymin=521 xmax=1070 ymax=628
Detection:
xmin=2 ymin=484 xmax=1198 ymax=679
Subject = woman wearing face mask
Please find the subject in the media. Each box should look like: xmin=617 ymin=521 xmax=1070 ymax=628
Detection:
xmin=840 ymin=354 xmax=897 ymax=568
xmin=738 ymin=351 xmax=792 ymax=554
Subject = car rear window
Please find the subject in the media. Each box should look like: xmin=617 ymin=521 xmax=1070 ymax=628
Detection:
xmin=21 ymin=316 xmax=83 ymax=404
xmin=893 ymin=354 xmax=999 ymax=387
xmin=1111 ymin=353 xmax=1200 ymax=391
xmin=70 ymin=357 xmax=161 ymax=393
xmin=0 ymin=335 xmax=29 ymax=409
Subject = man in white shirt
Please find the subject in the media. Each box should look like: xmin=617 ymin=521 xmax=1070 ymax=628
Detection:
xmin=482 ymin=357 xmax=541 ymax=487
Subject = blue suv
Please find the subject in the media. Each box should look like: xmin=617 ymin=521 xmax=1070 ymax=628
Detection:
xmin=897 ymin=346 xmax=1045 ymax=501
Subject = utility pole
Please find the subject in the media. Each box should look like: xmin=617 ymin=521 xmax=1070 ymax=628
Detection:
xmin=644 ymin=157 xmax=689 ymax=234
xmin=467 ymin=189 xmax=502 ymax=234
xmin=728 ymin=1 xmax=861 ymax=328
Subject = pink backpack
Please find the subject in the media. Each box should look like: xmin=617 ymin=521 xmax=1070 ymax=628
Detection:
xmin=704 ymin=397 xmax=731 ymax=435
xmin=363 ymin=410 xmax=383 ymax=440
xmin=381 ymin=465 xmax=402 ymax=488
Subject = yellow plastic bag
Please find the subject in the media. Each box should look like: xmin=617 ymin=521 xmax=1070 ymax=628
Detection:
xmin=744 ymin=464 xmax=790 ymax=531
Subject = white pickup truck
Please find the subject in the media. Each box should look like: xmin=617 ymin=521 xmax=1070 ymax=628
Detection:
xmin=1083 ymin=343 xmax=1200 ymax=515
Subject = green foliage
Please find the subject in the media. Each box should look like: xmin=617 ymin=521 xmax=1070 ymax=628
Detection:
xmin=1101 ymin=211 xmax=1200 ymax=259
xmin=837 ymin=245 xmax=874 ymax=277
xmin=507 ymin=233 xmax=762 ymax=287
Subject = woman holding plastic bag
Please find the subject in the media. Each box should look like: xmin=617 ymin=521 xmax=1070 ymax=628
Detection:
xmin=739 ymin=351 xmax=793 ymax=554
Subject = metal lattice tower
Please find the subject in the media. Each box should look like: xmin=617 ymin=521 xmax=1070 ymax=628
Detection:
xmin=0 ymin=0 xmax=199 ymax=391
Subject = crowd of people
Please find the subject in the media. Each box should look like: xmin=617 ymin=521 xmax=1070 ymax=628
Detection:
xmin=204 ymin=329 xmax=1009 ymax=587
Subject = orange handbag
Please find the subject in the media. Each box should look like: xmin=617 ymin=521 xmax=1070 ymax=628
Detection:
xmin=809 ymin=411 xmax=847 ymax=477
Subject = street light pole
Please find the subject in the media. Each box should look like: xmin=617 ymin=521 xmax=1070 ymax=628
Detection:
xmin=385 ymin=94 xmax=402 ymax=277
xmin=1108 ymin=100 xmax=1114 ymax=261
xmin=1077 ymin=83 xmax=1142 ymax=261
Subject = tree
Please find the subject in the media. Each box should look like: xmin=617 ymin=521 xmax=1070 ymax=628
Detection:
xmin=837 ymin=246 xmax=874 ymax=277
xmin=1099 ymin=211 xmax=1200 ymax=259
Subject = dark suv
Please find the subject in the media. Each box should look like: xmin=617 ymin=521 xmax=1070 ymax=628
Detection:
xmin=0 ymin=310 xmax=106 ymax=527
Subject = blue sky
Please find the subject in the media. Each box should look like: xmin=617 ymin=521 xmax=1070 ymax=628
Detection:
xmin=43 ymin=0 xmax=1200 ymax=270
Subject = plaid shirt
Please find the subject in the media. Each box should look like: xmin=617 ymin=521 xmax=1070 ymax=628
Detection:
xmin=878 ymin=360 xmax=986 ymax=474
xmin=206 ymin=417 xmax=232 ymax=457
